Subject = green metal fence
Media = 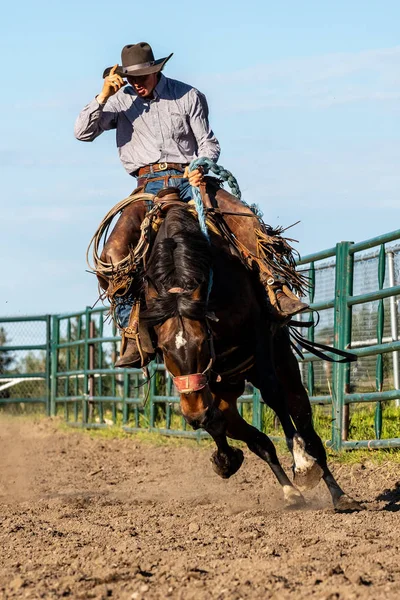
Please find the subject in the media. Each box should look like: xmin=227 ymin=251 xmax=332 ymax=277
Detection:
xmin=0 ymin=315 xmax=51 ymax=411
xmin=48 ymin=305 xmax=262 ymax=439
xmin=297 ymin=229 xmax=400 ymax=450
xmin=1 ymin=228 xmax=400 ymax=450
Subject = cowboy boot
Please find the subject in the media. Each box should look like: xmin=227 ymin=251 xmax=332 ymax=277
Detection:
xmin=115 ymin=337 xmax=142 ymax=368
xmin=263 ymin=278 xmax=309 ymax=318
xmin=114 ymin=301 xmax=155 ymax=368
xmin=275 ymin=289 xmax=308 ymax=317
xmin=206 ymin=180 xmax=308 ymax=318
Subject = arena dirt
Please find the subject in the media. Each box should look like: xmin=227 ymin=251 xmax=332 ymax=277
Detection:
xmin=1 ymin=416 xmax=400 ymax=600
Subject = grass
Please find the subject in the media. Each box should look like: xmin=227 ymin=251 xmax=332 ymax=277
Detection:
xmin=2 ymin=400 xmax=400 ymax=464
xmin=53 ymin=406 xmax=400 ymax=464
xmin=56 ymin=415 xmax=400 ymax=464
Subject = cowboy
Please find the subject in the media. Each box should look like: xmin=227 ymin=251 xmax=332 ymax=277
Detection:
xmin=75 ymin=42 xmax=307 ymax=368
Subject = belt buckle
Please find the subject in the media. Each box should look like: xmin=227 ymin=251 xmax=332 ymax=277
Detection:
xmin=157 ymin=162 xmax=168 ymax=172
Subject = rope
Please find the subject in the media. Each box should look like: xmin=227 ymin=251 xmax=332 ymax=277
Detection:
xmin=188 ymin=157 xmax=242 ymax=300
xmin=188 ymin=160 xmax=210 ymax=242
xmin=89 ymin=161 xmax=242 ymax=303
xmin=86 ymin=191 xmax=156 ymax=278
xmin=188 ymin=157 xmax=242 ymax=200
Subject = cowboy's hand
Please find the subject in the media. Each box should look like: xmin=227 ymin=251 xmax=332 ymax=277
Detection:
xmin=97 ymin=65 xmax=125 ymax=104
xmin=184 ymin=166 xmax=204 ymax=187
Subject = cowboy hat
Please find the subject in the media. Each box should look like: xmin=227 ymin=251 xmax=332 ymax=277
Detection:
xmin=103 ymin=42 xmax=173 ymax=79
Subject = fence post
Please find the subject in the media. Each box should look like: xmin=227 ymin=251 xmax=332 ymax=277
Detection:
xmin=82 ymin=307 xmax=90 ymax=425
xmin=88 ymin=320 xmax=95 ymax=422
xmin=332 ymin=241 xmax=353 ymax=450
xmin=387 ymin=251 xmax=400 ymax=400
xmin=45 ymin=315 xmax=52 ymax=416
xmin=252 ymin=387 xmax=262 ymax=431
xmin=50 ymin=315 xmax=59 ymax=417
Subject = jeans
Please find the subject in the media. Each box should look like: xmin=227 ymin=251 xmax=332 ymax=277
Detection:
xmin=115 ymin=169 xmax=193 ymax=328
xmin=141 ymin=168 xmax=192 ymax=201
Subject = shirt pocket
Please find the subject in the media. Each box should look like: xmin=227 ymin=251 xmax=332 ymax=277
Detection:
xmin=170 ymin=111 xmax=189 ymax=139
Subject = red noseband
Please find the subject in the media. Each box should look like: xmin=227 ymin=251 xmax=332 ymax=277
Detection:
xmin=173 ymin=373 xmax=208 ymax=395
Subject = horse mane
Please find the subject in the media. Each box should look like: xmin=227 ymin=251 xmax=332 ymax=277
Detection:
xmin=141 ymin=206 xmax=212 ymax=326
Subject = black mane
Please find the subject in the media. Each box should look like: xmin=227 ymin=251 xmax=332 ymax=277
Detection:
xmin=141 ymin=206 xmax=212 ymax=326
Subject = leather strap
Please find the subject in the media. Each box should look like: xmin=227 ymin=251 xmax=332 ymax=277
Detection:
xmin=173 ymin=373 xmax=208 ymax=395
xmin=137 ymin=163 xmax=188 ymax=177
xmin=137 ymin=174 xmax=183 ymax=188
xmin=289 ymin=327 xmax=357 ymax=363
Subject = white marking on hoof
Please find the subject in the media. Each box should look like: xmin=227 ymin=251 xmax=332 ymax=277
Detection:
xmin=292 ymin=435 xmax=323 ymax=491
xmin=175 ymin=330 xmax=187 ymax=349
xmin=283 ymin=485 xmax=305 ymax=509
xmin=293 ymin=435 xmax=316 ymax=472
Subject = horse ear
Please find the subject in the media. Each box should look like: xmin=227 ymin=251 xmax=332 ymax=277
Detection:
xmin=191 ymin=284 xmax=202 ymax=301
xmin=146 ymin=280 xmax=158 ymax=299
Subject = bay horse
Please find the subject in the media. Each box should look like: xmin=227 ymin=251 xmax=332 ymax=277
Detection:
xmin=142 ymin=204 xmax=361 ymax=511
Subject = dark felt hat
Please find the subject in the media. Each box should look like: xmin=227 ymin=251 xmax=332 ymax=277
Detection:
xmin=103 ymin=42 xmax=173 ymax=79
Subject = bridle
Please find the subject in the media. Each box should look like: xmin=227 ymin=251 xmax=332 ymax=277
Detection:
xmin=172 ymin=323 xmax=221 ymax=395
xmin=173 ymin=356 xmax=214 ymax=394
xmin=166 ymin=286 xmax=220 ymax=395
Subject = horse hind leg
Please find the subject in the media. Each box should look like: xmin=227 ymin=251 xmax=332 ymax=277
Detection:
xmin=274 ymin=329 xmax=362 ymax=510
xmin=251 ymin=349 xmax=323 ymax=492
xmin=257 ymin=387 xmax=322 ymax=491
xmin=291 ymin=433 xmax=323 ymax=492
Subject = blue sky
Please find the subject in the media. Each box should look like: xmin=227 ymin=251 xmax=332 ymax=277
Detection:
xmin=1 ymin=0 xmax=400 ymax=316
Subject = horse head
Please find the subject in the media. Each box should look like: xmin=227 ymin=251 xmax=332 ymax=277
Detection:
xmin=141 ymin=206 xmax=217 ymax=428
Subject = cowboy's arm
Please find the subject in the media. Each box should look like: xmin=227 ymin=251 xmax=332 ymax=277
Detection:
xmin=74 ymin=97 xmax=118 ymax=142
xmin=74 ymin=65 xmax=124 ymax=141
xmin=188 ymin=89 xmax=220 ymax=161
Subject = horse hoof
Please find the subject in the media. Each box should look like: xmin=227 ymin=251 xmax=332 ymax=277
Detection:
xmin=283 ymin=485 xmax=306 ymax=510
xmin=293 ymin=461 xmax=324 ymax=491
xmin=292 ymin=435 xmax=323 ymax=491
xmin=334 ymin=494 xmax=363 ymax=512
xmin=211 ymin=447 xmax=244 ymax=479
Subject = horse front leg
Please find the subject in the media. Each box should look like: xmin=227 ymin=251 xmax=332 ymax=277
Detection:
xmin=213 ymin=390 xmax=305 ymax=509
xmin=179 ymin=388 xmax=244 ymax=479
xmin=206 ymin=409 xmax=245 ymax=480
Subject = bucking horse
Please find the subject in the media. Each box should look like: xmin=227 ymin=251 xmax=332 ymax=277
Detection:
xmin=136 ymin=202 xmax=361 ymax=511
xmin=89 ymin=167 xmax=362 ymax=511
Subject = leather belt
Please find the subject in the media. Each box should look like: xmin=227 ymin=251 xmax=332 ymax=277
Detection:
xmin=137 ymin=162 xmax=188 ymax=177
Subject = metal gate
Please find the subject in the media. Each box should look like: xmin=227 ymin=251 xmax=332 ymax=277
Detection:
xmin=0 ymin=315 xmax=51 ymax=412
xmin=2 ymin=228 xmax=400 ymax=450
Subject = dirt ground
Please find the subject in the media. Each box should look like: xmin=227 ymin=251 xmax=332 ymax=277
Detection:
xmin=1 ymin=416 xmax=400 ymax=600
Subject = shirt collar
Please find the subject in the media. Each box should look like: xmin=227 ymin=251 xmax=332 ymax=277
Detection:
xmin=153 ymin=74 xmax=166 ymax=99
xmin=124 ymin=73 xmax=167 ymax=101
